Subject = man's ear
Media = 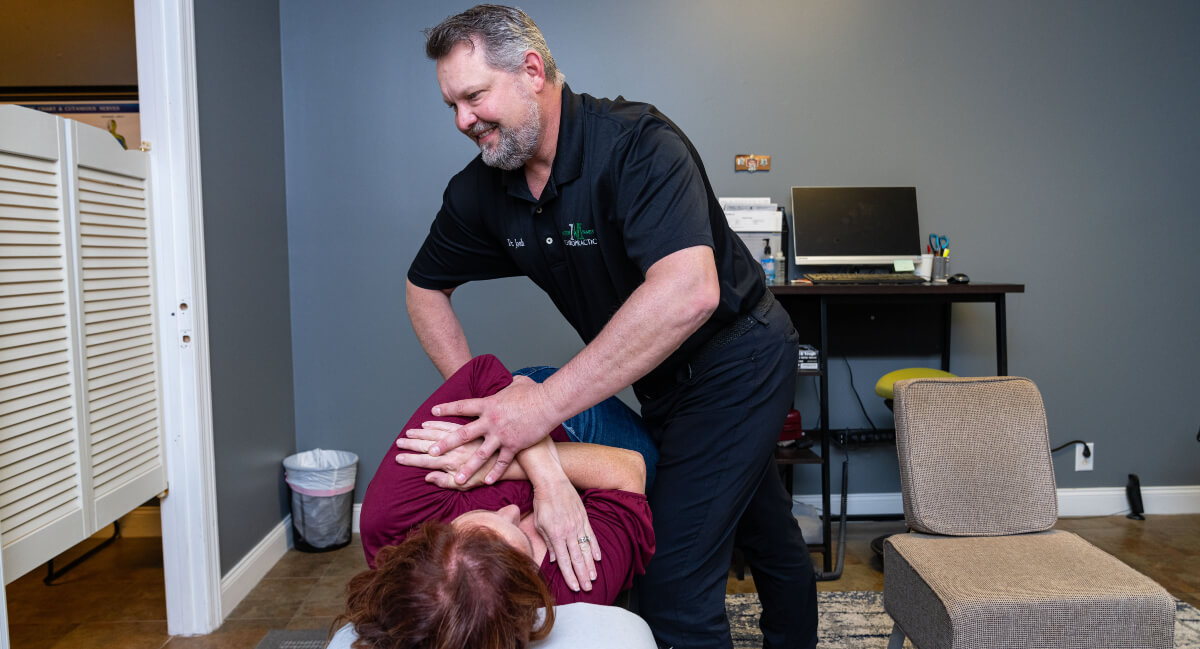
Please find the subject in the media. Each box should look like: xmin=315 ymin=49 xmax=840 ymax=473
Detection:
xmin=521 ymin=50 xmax=547 ymax=92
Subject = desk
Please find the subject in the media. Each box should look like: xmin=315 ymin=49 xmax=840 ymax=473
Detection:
xmin=769 ymin=281 xmax=1025 ymax=576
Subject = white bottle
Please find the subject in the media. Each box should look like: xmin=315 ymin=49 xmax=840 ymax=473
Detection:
xmin=761 ymin=239 xmax=775 ymax=284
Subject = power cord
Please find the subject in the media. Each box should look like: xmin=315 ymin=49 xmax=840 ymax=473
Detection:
xmin=842 ymin=357 xmax=877 ymax=431
xmin=1051 ymin=440 xmax=1092 ymax=458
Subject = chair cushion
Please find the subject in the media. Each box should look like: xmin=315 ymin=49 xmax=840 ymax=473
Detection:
xmin=875 ymin=368 xmax=957 ymax=399
xmin=883 ymin=530 xmax=1175 ymax=649
xmin=893 ymin=376 xmax=1058 ymax=535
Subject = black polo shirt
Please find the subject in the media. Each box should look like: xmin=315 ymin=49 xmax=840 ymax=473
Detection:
xmin=409 ymin=84 xmax=765 ymax=386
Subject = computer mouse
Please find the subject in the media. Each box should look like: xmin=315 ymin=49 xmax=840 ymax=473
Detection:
xmin=948 ymin=273 xmax=970 ymax=284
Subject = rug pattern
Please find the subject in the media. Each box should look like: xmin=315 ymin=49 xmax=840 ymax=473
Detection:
xmin=726 ymin=591 xmax=1200 ymax=649
xmin=255 ymin=628 xmax=331 ymax=649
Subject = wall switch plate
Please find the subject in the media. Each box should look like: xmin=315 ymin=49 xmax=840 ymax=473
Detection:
xmin=1075 ymin=442 xmax=1094 ymax=471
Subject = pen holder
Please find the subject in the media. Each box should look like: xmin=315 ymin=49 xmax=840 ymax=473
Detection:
xmin=932 ymin=256 xmax=949 ymax=284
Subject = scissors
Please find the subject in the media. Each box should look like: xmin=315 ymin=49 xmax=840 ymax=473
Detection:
xmin=928 ymin=233 xmax=949 ymax=255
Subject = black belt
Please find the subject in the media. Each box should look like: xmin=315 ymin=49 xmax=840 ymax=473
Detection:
xmin=636 ymin=292 xmax=775 ymax=400
xmin=690 ymin=291 xmax=775 ymax=369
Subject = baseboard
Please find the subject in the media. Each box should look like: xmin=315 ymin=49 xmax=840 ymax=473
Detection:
xmin=353 ymin=486 xmax=1200 ymax=532
xmin=351 ymin=488 xmax=1200 ymax=529
xmin=89 ymin=506 xmax=164 ymax=539
xmin=1054 ymin=485 xmax=1200 ymax=517
xmin=202 ymin=486 xmax=1196 ymax=618
xmin=134 ymin=484 xmax=1196 ymax=623
xmin=219 ymin=516 xmax=292 ymax=618
xmin=794 ymin=485 xmax=1200 ymax=518
xmin=793 ymin=491 xmax=903 ymax=517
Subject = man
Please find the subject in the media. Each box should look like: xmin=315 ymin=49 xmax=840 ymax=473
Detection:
xmin=405 ymin=5 xmax=817 ymax=648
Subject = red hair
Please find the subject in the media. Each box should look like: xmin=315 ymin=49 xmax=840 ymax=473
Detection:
xmin=341 ymin=521 xmax=555 ymax=649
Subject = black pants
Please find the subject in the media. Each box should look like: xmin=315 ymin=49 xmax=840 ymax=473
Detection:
xmin=634 ymin=298 xmax=818 ymax=649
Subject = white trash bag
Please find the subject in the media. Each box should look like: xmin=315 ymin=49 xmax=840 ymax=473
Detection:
xmin=283 ymin=449 xmax=358 ymax=552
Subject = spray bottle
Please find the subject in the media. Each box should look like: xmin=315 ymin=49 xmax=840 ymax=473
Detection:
xmin=761 ymin=238 xmax=775 ymax=284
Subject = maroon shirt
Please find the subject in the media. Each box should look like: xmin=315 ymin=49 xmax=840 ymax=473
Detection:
xmin=359 ymin=354 xmax=655 ymax=604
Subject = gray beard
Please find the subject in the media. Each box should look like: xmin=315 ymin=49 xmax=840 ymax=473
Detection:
xmin=478 ymin=96 xmax=541 ymax=170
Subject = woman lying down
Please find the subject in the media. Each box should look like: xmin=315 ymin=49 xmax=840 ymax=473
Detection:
xmin=330 ymin=354 xmax=658 ymax=649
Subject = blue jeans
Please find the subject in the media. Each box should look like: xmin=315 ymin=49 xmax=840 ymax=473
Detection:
xmin=513 ymin=366 xmax=658 ymax=492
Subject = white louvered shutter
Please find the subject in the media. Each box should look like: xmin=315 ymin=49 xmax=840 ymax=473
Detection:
xmin=0 ymin=108 xmax=88 ymax=581
xmin=72 ymin=120 xmax=165 ymax=529
xmin=0 ymin=106 xmax=166 ymax=583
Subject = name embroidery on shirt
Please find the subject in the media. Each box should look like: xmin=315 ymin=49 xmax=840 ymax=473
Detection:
xmin=562 ymin=223 xmax=597 ymax=247
xmin=507 ymin=237 xmax=525 ymax=249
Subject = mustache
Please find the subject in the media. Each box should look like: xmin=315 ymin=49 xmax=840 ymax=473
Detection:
xmin=467 ymin=121 xmax=499 ymax=138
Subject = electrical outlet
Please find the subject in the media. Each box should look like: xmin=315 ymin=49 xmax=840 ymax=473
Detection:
xmin=1075 ymin=443 xmax=1094 ymax=471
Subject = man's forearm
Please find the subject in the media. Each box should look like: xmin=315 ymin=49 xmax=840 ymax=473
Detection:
xmin=537 ymin=245 xmax=720 ymax=426
xmin=413 ymin=245 xmax=718 ymax=489
xmin=406 ymin=279 xmax=472 ymax=379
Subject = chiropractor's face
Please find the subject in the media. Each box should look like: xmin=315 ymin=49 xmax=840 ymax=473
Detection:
xmin=437 ymin=38 xmax=541 ymax=170
xmin=452 ymin=504 xmax=535 ymax=559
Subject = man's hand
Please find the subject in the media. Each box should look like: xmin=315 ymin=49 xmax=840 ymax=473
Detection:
xmin=533 ymin=476 xmax=600 ymax=593
xmin=395 ymin=422 xmax=495 ymax=490
xmin=426 ymin=375 xmax=560 ymax=485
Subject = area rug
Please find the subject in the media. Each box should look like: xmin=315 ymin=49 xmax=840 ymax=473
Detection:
xmin=255 ymin=628 xmax=331 ymax=649
xmin=726 ymin=591 xmax=1200 ymax=649
xmin=256 ymin=591 xmax=1200 ymax=648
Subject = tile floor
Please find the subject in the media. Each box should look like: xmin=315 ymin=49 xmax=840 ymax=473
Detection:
xmin=7 ymin=515 xmax=1198 ymax=649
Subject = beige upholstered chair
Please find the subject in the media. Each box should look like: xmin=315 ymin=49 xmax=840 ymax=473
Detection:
xmin=883 ymin=376 xmax=1174 ymax=649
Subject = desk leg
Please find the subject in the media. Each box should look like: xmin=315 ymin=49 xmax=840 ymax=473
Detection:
xmin=996 ymin=295 xmax=1008 ymax=375
xmin=819 ymin=298 xmax=832 ymax=574
xmin=941 ymin=302 xmax=952 ymax=372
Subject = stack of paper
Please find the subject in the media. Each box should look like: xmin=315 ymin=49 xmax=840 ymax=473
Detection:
xmin=718 ymin=197 xmax=780 ymax=233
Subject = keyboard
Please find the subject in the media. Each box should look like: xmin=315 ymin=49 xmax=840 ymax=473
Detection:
xmin=804 ymin=272 xmax=926 ymax=285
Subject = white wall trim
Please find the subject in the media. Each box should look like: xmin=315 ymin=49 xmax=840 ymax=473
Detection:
xmin=793 ymin=491 xmax=904 ymax=517
xmin=134 ymin=0 xmax=222 ymax=636
xmin=89 ymin=506 xmax=164 ymax=539
xmin=1054 ymin=485 xmax=1200 ymax=517
xmin=794 ymin=485 xmax=1200 ymax=518
xmin=0 ymin=526 xmax=7 ymax=649
xmin=219 ymin=516 xmax=293 ymax=618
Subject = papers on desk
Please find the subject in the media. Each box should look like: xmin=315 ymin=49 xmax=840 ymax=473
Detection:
xmin=718 ymin=196 xmax=775 ymax=210
xmin=719 ymin=196 xmax=781 ymax=233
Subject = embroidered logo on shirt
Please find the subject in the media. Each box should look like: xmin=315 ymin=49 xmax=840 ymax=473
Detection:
xmin=562 ymin=223 xmax=597 ymax=247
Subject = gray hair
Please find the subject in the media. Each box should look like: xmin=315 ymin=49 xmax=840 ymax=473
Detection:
xmin=425 ymin=5 xmax=562 ymax=84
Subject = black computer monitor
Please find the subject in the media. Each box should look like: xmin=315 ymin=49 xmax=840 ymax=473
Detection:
xmin=790 ymin=186 xmax=923 ymax=266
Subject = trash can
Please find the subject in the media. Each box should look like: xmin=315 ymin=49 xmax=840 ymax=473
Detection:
xmin=283 ymin=449 xmax=358 ymax=552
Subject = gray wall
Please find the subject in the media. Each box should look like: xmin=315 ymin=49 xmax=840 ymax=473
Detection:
xmin=194 ymin=0 xmax=297 ymax=574
xmin=281 ymin=1 xmax=1200 ymax=506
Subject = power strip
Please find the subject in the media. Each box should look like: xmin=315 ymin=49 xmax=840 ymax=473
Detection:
xmin=832 ymin=429 xmax=896 ymax=447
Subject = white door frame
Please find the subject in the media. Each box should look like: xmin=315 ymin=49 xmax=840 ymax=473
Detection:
xmin=133 ymin=0 xmax=222 ymax=635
